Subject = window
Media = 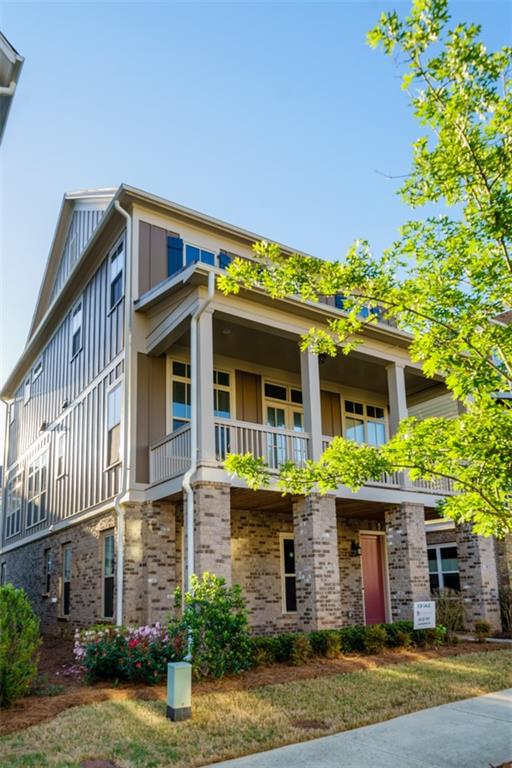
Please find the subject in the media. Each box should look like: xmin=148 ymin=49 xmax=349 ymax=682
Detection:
xmin=263 ymin=381 xmax=305 ymax=467
xmin=109 ymin=241 xmax=124 ymax=310
xmin=0 ymin=563 xmax=6 ymax=586
xmin=344 ymin=400 xmax=386 ymax=446
xmin=428 ymin=545 xmax=460 ymax=592
xmin=185 ymin=244 xmax=215 ymax=267
xmin=62 ymin=546 xmax=71 ymax=616
xmin=107 ymin=384 xmax=121 ymax=466
xmin=24 ymin=377 xmax=31 ymax=404
xmin=5 ymin=471 xmax=23 ymax=538
xmin=44 ymin=549 xmax=52 ymax=594
xmin=280 ymin=535 xmax=297 ymax=613
xmin=169 ymin=360 xmax=231 ymax=431
xmin=167 ymin=236 xmax=184 ymax=276
xmin=218 ymin=250 xmax=233 ymax=270
xmin=103 ymin=532 xmax=115 ymax=619
xmin=33 ymin=358 xmax=43 ymax=382
xmin=9 ymin=399 xmax=15 ymax=424
xmin=71 ymin=301 xmax=83 ymax=358
xmin=56 ymin=431 xmax=66 ymax=477
xmin=27 ymin=454 xmax=48 ymax=528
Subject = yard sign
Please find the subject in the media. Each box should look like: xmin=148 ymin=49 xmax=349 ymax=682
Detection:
xmin=413 ymin=601 xmax=436 ymax=630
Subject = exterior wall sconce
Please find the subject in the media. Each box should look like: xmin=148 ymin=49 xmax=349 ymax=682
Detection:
xmin=350 ymin=540 xmax=362 ymax=558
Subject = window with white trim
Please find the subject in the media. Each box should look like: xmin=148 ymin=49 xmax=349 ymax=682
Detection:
xmin=62 ymin=545 xmax=71 ymax=616
xmin=24 ymin=377 xmax=31 ymax=405
xmin=5 ymin=471 xmax=23 ymax=538
xmin=344 ymin=400 xmax=387 ymax=446
xmin=27 ymin=453 xmax=48 ymax=528
xmin=56 ymin=431 xmax=66 ymax=478
xmin=185 ymin=243 xmax=215 ymax=268
xmin=71 ymin=301 xmax=83 ymax=358
xmin=169 ymin=360 xmax=232 ymax=431
xmin=263 ymin=382 xmax=305 ymax=467
xmin=33 ymin=358 xmax=43 ymax=382
xmin=109 ymin=241 xmax=124 ymax=310
xmin=427 ymin=544 xmax=460 ymax=592
xmin=103 ymin=532 xmax=115 ymax=619
xmin=107 ymin=384 xmax=121 ymax=466
xmin=9 ymin=399 xmax=15 ymax=424
xmin=280 ymin=534 xmax=297 ymax=613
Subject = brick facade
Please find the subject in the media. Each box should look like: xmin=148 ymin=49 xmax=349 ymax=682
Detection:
xmin=385 ymin=502 xmax=431 ymax=621
xmin=189 ymin=482 xmax=231 ymax=583
xmin=338 ymin=517 xmax=384 ymax=625
xmin=495 ymin=534 xmax=512 ymax=591
xmin=456 ymin=525 xmax=502 ymax=630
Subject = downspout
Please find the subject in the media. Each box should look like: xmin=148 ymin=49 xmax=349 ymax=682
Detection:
xmin=113 ymin=200 xmax=133 ymax=626
xmin=0 ymin=81 xmax=16 ymax=96
xmin=182 ymin=270 xmax=216 ymax=602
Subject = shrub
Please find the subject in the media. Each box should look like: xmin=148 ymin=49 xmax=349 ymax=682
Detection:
xmin=416 ymin=625 xmax=447 ymax=648
xmin=290 ymin=634 xmax=312 ymax=666
xmin=251 ymin=637 xmax=277 ymax=666
xmin=474 ymin=620 xmax=492 ymax=643
xmin=75 ymin=624 xmax=185 ymax=683
xmin=383 ymin=621 xmax=414 ymax=648
xmin=499 ymin=587 xmax=512 ymax=636
xmin=0 ymin=585 xmax=41 ymax=707
xmin=363 ymin=624 xmax=388 ymax=654
xmin=170 ymin=572 xmax=252 ymax=679
xmin=339 ymin=625 xmax=366 ymax=653
xmin=435 ymin=590 xmax=465 ymax=642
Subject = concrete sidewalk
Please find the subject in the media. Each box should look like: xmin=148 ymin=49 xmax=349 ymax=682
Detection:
xmin=204 ymin=689 xmax=512 ymax=768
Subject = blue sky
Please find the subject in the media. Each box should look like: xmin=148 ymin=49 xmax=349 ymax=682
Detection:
xmin=0 ymin=0 xmax=510 ymax=455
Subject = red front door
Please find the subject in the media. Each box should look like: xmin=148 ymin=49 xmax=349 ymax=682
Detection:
xmin=360 ymin=534 xmax=387 ymax=624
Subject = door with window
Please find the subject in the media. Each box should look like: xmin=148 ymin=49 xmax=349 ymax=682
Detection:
xmin=360 ymin=534 xmax=387 ymax=624
xmin=264 ymin=382 xmax=305 ymax=467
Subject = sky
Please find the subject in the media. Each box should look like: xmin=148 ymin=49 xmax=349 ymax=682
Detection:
xmin=0 ymin=0 xmax=511 ymax=459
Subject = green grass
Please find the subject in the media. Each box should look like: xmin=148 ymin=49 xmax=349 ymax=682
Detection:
xmin=1 ymin=650 xmax=511 ymax=768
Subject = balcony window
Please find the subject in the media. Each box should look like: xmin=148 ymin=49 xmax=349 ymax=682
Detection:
xmin=170 ymin=359 xmax=231 ymax=431
xmin=345 ymin=400 xmax=386 ymax=446
xmin=428 ymin=544 xmax=460 ymax=592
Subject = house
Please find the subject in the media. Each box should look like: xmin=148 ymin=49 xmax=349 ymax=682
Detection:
xmin=0 ymin=185 xmax=504 ymax=634
xmin=0 ymin=31 xmax=24 ymax=145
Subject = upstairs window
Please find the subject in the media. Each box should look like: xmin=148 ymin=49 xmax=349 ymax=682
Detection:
xmin=27 ymin=453 xmax=48 ymax=528
xmin=71 ymin=301 xmax=83 ymax=359
xmin=109 ymin=242 xmax=124 ymax=310
xmin=107 ymin=384 xmax=121 ymax=466
xmin=170 ymin=360 xmax=231 ymax=431
xmin=185 ymin=244 xmax=215 ymax=267
xmin=33 ymin=358 xmax=43 ymax=382
xmin=345 ymin=400 xmax=386 ymax=447
xmin=218 ymin=250 xmax=233 ymax=270
xmin=56 ymin=431 xmax=66 ymax=478
xmin=167 ymin=236 xmax=184 ymax=276
xmin=24 ymin=377 xmax=31 ymax=405
xmin=5 ymin=471 xmax=23 ymax=538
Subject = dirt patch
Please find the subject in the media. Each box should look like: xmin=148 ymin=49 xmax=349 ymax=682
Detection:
xmin=1 ymin=639 xmax=509 ymax=737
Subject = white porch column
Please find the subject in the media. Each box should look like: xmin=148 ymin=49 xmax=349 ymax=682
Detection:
xmin=197 ymin=307 xmax=216 ymax=464
xmin=386 ymin=362 xmax=408 ymax=436
xmin=300 ymin=350 xmax=323 ymax=461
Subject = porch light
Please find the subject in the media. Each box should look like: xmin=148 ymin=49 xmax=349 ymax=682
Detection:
xmin=166 ymin=661 xmax=192 ymax=721
xmin=350 ymin=540 xmax=362 ymax=558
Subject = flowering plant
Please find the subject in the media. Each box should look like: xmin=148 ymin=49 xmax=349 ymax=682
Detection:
xmin=74 ymin=623 xmax=186 ymax=683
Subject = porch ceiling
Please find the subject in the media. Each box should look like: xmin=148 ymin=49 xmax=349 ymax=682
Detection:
xmin=230 ymin=487 xmax=293 ymax=513
xmin=336 ymin=499 xmax=387 ymax=520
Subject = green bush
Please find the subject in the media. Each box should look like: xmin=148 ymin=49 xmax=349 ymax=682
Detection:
xmin=170 ymin=573 xmax=252 ymax=679
xmin=416 ymin=625 xmax=447 ymax=648
xmin=339 ymin=624 xmax=366 ymax=653
xmin=474 ymin=620 xmax=492 ymax=643
xmin=435 ymin=591 xmax=465 ymax=642
xmin=0 ymin=585 xmax=41 ymax=707
xmin=75 ymin=624 xmax=185 ymax=683
xmin=363 ymin=624 xmax=388 ymax=654
xmin=499 ymin=587 xmax=512 ymax=636
xmin=383 ymin=621 xmax=414 ymax=648
xmin=291 ymin=633 xmax=312 ymax=666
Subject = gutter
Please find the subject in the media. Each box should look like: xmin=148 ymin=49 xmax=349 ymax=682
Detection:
xmin=182 ymin=270 xmax=216 ymax=601
xmin=112 ymin=200 xmax=133 ymax=626
xmin=0 ymin=80 xmax=16 ymax=95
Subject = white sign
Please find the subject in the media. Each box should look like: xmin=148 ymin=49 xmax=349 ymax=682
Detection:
xmin=413 ymin=601 xmax=436 ymax=630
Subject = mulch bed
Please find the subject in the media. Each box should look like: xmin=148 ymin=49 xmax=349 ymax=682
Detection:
xmin=1 ymin=639 xmax=509 ymax=737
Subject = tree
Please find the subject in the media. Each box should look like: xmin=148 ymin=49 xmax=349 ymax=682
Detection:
xmin=219 ymin=0 xmax=512 ymax=537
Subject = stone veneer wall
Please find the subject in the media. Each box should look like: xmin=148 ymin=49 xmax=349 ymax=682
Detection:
xmin=231 ymin=507 xmax=299 ymax=635
xmin=0 ymin=510 xmax=116 ymax=634
xmin=385 ymin=503 xmax=431 ymax=621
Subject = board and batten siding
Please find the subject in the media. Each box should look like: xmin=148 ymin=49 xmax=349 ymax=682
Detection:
xmin=3 ymin=240 xmax=125 ymax=548
xmin=49 ymin=208 xmax=105 ymax=305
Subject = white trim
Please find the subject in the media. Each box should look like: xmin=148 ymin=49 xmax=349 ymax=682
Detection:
xmin=101 ymin=529 xmax=115 ymax=620
xmin=279 ymin=532 xmax=297 ymax=615
xmin=359 ymin=530 xmax=391 ymax=624
xmin=32 ymin=357 xmax=43 ymax=382
xmin=342 ymin=398 xmax=389 ymax=447
xmin=69 ymin=297 xmax=83 ymax=361
xmin=427 ymin=542 xmax=459 ymax=591
xmin=105 ymin=380 xmax=122 ymax=470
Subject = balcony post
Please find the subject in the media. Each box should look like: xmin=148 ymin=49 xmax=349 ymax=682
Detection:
xmin=300 ymin=350 xmax=323 ymax=461
xmin=197 ymin=307 xmax=216 ymax=464
xmin=386 ymin=362 xmax=408 ymax=436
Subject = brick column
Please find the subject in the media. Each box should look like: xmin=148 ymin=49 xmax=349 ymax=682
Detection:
xmin=385 ymin=502 xmax=430 ymax=621
xmin=456 ymin=525 xmax=501 ymax=631
xmin=123 ymin=503 xmax=146 ymax=625
xmin=145 ymin=501 xmax=176 ymax=625
xmin=495 ymin=534 xmax=512 ymax=591
xmin=187 ymin=482 xmax=231 ymax=584
xmin=292 ymin=494 xmax=342 ymax=630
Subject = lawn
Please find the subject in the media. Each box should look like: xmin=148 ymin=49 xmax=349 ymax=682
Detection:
xmin=1 ymin=649 xmax=511 ymax=768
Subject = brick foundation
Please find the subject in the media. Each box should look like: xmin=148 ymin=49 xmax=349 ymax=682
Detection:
xmin=385 ymin=502 xmax=430 ymax=621
xmin=188 ymin=482 xmax=231 ymax=583
xmin=292 ymin=495 xmax=342 ymax=630
xmin=456 ymin=525 xmax=501 ymax=630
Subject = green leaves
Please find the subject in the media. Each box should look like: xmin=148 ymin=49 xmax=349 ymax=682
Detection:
xmin=220 ymin=0 xmax=512 ymax=536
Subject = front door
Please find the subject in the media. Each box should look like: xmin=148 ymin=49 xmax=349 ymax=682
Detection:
xmin=360 ymin=534 xmax=387 ymax=624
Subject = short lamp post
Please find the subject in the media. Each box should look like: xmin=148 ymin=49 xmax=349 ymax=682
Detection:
xmin=166 ymin=662 xmax=192 ymax=721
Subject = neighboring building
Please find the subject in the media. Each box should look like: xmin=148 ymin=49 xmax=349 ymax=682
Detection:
xmin=0 ymin=32 xmax=24 ymax=145
xmin=0 ymin=185 xmax=504 ymax=633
